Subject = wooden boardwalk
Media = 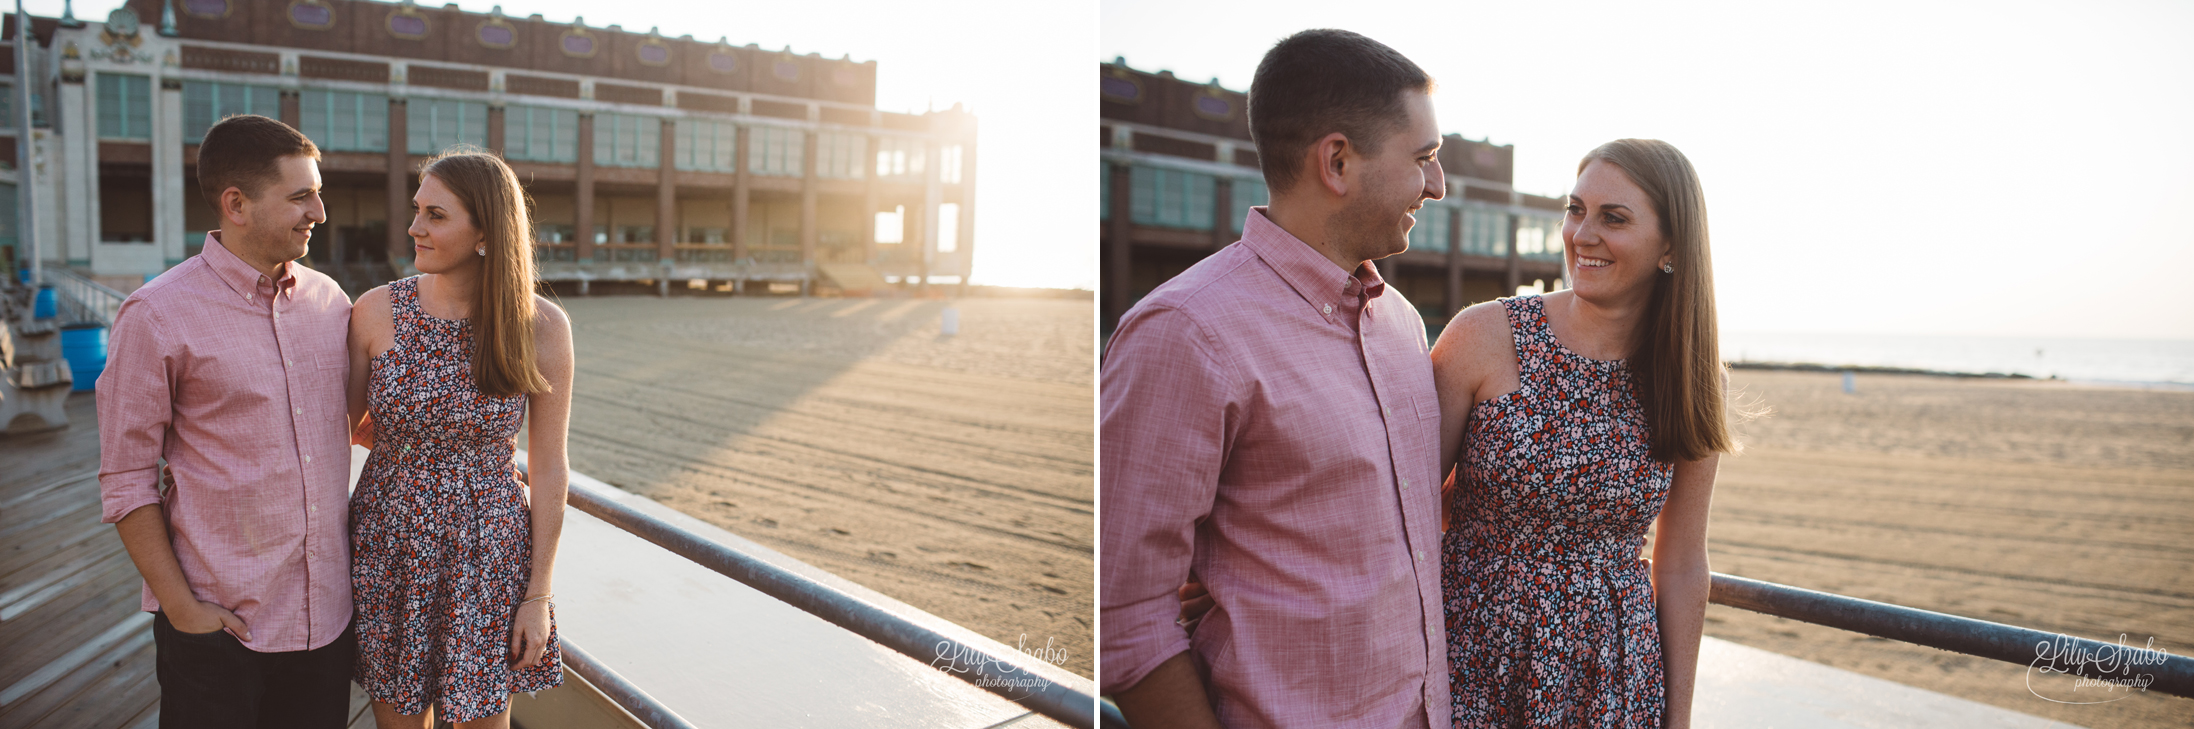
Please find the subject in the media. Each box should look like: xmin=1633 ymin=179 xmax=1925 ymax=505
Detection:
xmin=0 ymin=393 xmax=395 ymax=729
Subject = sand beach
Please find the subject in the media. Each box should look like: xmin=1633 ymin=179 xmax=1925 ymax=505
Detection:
xmin=1689 ymin=369 xmax=2194 ymax=726
xmin=543 ymin=294 xmax=1095 ymax=678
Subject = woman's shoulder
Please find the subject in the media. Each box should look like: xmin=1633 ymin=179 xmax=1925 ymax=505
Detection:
xmin=351 ymin=284 xmax=394 ymax=321
xmin=531 ymin=294 xmax=569 ymax=329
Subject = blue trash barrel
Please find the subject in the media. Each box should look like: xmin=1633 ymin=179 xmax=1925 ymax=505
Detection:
xmin=33 ymin=285 xmax=56 ymax=319
xmin=61 ymin=323 xmax=108 ymax=392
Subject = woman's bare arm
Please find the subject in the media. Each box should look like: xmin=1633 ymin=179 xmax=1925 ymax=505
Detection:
xmin=1651 ymin=451 xmax=1719 ymax=729
xmin=346 ymin=286 xmax=392 ymax=447
xmin=512 ymin=298 xmax=574 ymax=668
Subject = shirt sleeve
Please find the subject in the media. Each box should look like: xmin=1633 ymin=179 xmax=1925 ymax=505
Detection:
xmin=1098 ymin=303 xmax=1238 ymax=695
xmin=97 ymin=296 xmax=173 ymax=524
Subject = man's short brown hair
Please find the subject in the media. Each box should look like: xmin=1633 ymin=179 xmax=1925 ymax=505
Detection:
xmin=196 ymin=114 xmax=320 ymax=212
xmin=1248 ymin=29 xmax=1434 ymax=193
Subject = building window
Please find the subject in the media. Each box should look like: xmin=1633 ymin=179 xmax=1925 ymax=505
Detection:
xmin=406 ymin=98 xmax=488 ymax=154
xmin=298 ymin=89 xmax=388 ymax=152
xmin=97 ymin=73 xmax=152 ymax=140
xmin=673 ymin=118 xmax=737 ymax=172
xmin=1129 ymin=165 xmax=1213 ymax=231
xmin=874 ymin=205 xmax=904 ymax=244
xmin=873 ymin=137 xmax=924 ymax=179
xmin=504 ymin=105 xmax=578 ymax=163
xmin=593 ymin=112 xmax=661 ymax=168
xmin=1229 ymin=177 xmax=1266 ymax=233
xmin=1465 ymin=207 xmax=1511 ymax=256
xmin=182 ymin=81 xmax=281 ymax=144
xmin=937 ymin=203 xmax=959 ymax=252
xmin=816 ymin=132 xmax=865 ymax=179
xmin=1514 ymin=215 xmax=1562 ymax=258
xmin=748 ymin=126 xmax=801 ymax=177
xmin=1408 ymin=202 xmax=1452 ymax=254
xmin=938 ymin=145 xmax=963 ymax=184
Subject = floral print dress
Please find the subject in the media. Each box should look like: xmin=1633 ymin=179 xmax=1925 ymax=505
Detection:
xmin=351 ymin=276 xmax=561 ymax=722
xmin=1444 ymin=294 xmax=1674 ymax=727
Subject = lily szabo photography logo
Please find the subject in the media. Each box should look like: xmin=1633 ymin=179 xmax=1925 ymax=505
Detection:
xmin=2027 ymin=633 xmax=2173 ymax=704
xmin=929 ymin=634 xmax=1073 ymax=700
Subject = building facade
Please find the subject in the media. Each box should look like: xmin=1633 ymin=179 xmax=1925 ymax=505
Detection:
xmin=1099 ymin=59 xmax=1567 ymax=335
xmin=1 ymin=0 xmax=976 ymax=295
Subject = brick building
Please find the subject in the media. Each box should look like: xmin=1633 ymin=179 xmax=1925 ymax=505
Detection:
xmin=3 ymin=0 xmax=976 ymax=295
xmin=1100 ymin=58 xmax=1567 ymax=335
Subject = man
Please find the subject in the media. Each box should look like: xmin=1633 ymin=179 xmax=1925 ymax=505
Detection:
xmin=98 ymin=114 xmax=355 ymax=727
xmin=1100 ymin=29 xmax=1452 ymax=729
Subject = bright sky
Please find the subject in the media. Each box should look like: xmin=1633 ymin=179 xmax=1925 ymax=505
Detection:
xmin=1103 ymin=0 xmax=2194 ymax=339
xmin=34 ymin=0 xmax=1097 ymax=290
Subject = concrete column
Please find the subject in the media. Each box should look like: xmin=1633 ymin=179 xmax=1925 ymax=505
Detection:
xmin=920 ymin=140 xmax=941 ymax=292
xmin=862 ymin=132 xmax=878 ymax=264
xmin=954 ymin=137 xmax=976 ymax=294
xmin=657 ymin=118 xmax=676 ymax=262
xmin=798 ymin=130 xmax=816 ymax=267
xmin=1444 ymin=203 xmax=1463 ymax=317
xmin=278 ymin=89 xmax=300 ymax=130
xmin=155 ymin=78 xmax=185 ymax=267
xmin=731 ymin=125 xmax=749 ymax=264
xmin=485 ymin=104 xmax=505 ymax=157
xmin=386 ymin=97 xmax=411 ymax=269
xmin=1103 ymin=161 xmax=1132 ymax=333
xmin=1211 ymin=176 xmax=1232 ymax=250
xmin=1503 ymin=210 xmax=1521 ymax=294
xmin=574 ymin=113 xmax=595 ymax=262
xmin=59 ymin=73 xmax=90 ymax=266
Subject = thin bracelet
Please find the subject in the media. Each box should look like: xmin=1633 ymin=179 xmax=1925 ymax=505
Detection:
xmin=521 ymin=593 xmax=554 ymax=606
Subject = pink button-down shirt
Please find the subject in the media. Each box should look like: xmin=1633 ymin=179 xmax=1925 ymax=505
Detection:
xmin=1100 ymin=209 xmax=1450 ymax=729
xmin=97 ymin=233 xmax=354 ymax=653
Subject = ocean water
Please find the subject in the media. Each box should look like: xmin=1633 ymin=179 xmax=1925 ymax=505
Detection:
xmin=1720 ymin=332 xmax=2194 ymax=386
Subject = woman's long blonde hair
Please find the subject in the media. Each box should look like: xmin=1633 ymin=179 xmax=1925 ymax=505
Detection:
xmin=421 ymin=149 xmax=549 ymax=397
xmin=1579 ymin=139 xmax=1729 ymax=463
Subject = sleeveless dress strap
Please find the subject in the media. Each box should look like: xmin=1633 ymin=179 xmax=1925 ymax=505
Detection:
xmin=388 ymin=276 xmax=422 ymax=349
xmin=1501 ymin=294 xmax=1555 ymax=390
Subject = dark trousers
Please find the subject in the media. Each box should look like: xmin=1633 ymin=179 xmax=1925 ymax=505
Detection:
xmin=151 ymin=611 xmax=356 ymax=729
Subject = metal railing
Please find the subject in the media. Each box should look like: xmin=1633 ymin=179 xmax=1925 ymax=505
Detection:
xmin=559 ymin=639 xmax=700 ymax=729
xmin=561 ymin=484 xmax=1097 ymax=727
xmin=1708 ymin=572 xmax=2193 ymax=697
xmin=514 ymin=452 xmax=1096 ymax=728
xmin=1097 ymin=572 xmax=2192 ymax=728
xmin=39 ymin=268 xmax=125 ymax=326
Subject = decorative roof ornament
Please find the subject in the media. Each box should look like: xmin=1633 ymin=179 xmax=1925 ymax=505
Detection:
xmin=158 ymin=0 xmax=178 ymax=36
xmin=387 ymin=0 xmax=429 ymax=40
xmin=559 ymin=17 xmax=597 ymax=59
xmin=287 ymin=0 xmax=335 ymax=31
xmin=59 ymin=0 xmax=82 ymax=28
xmin=704 ymin=36 xmax=738 ymax=75
xmin=635 ymin=26 xmax=670 ymax=67
xmin=475 ymin=5 xmax=517 ymax=50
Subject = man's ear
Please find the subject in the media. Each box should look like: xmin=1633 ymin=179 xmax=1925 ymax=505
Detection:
xmin=219 ymin=186 xmax=251 ymax=228
xmin=1310 ymin=132 xmax=1352 ymax=198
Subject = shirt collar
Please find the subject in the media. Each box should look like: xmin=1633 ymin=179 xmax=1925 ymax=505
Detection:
xmin=201 ymin=231 xmax=296 ymax=302
xmin=1241 ymin=206 xmax=1389 ymax=317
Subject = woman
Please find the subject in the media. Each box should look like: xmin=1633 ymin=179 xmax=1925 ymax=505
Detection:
xmin=344 ymin=149 xmax=576 ymax=728
xmin=1431 ymin=138 xmax=1729 ymax=728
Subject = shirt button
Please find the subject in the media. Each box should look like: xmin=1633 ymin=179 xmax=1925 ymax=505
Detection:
xmin=1322 ymin=303 xmax=1332 ymax=314
xmin=309 ymin=504 xmax=317 ymax=513
xmin=1415 ymin=550 xmax=1424 ymax=562
xmin=303 ymin=455 xmax=312 ymax=463
xmin=294 ymin=408 xmax=302 ymax=414
xmin=286 ymin=359 xmax=293 ymax=367
xmin=308 ymin=550 xmax=316 ymax=558
xmin=1401 ymin=477 xmax=1410 ymax=489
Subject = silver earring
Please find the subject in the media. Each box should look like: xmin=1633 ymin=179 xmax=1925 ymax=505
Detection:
xmin=476 ymin=246 xmax=487 ymax=256
xmin=1660 ymin=262 xmax=1673 ymax=274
